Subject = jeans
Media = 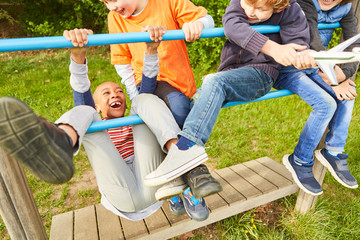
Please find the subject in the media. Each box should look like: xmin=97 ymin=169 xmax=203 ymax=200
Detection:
xmin=179 ymin=67 xmax=274 ymax=146
xmin=153 ymin=81 xmax=190 ymax=128
xmin=274 ymin=67 xmax=355 ymax=163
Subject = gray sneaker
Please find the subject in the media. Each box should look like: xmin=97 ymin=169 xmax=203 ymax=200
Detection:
xmin=182 ymin=188 xmax=209 ymax=221
xmin=0 ymin=97 xmax=74 ymax=184
xmin=182 ymin=164 xmax=222 ymax=199
xmin=144 ymin=144 xmax=208 ymax=186
xmin=283 ymin=154 xmax=323 ymax=196
xmin=155 ymin=177 xmax=187 ymax=201
xmin=316 ymin=149 xmax=358 ymax=188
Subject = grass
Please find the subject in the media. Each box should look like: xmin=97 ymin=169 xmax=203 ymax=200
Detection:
xmin=0 ymin=46 xmax=359 ymax=239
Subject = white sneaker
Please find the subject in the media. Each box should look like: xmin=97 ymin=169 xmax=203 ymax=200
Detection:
xmin=144 ymin=144 xmax=208 ymax=186
xmin=155 ymin=177 xmax=187 ymax=201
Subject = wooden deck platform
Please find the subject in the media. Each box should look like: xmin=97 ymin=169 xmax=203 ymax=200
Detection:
xmin=49 ymin=157 xmax=299 ymax=240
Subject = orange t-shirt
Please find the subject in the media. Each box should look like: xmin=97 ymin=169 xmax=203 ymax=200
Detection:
xmin=108 ymin=0 xmax=207 ymax=98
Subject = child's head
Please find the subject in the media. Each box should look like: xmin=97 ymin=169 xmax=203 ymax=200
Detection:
xmin=240 ymin=0 xmax=290 ymax=23
xmin=93 ymin=81 xmax=127 ymax=119
xmin=100 ymin=0 xmax=146 ymax=18
xmin=317 ymin=0 xmax=353 ymax=11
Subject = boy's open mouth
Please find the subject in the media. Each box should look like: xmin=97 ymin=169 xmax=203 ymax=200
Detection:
xmin=110 ymin=101 xmax=122 ymax=109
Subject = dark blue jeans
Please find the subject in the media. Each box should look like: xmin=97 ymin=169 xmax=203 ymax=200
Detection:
xmin=274 ymin=67 xmax=355 ymax=163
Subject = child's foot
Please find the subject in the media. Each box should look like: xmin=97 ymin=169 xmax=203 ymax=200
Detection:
xmin=316 ymin=149 xmax=358 ymax=188
xmin=182 ymin=164 xmax=222 ymax=199
xmin=155 ymin=177 xmax=187 ymax=201
xmin=0 ymin=97 xmax=74 ymax=184
xmin=144 ymin=143 xmax=208 ymax=186
xmin=182 ymin=188 xmax=209 ymax=222
xmin=167 ymin=195 xmax=185 ymax=216
xmin=283 ymin=154 xmax=323 ymax=196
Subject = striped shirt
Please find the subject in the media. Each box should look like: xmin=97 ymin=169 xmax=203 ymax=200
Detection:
xmin=107 ymin=125 xmax=134 ymax=161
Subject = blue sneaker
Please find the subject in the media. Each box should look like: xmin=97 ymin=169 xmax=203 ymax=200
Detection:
xmin=167 ymin=195 xmax=185 ymax=216
xmin=316 ymin=149 xmax=358 ymax=188
xmin=283 ymin=154 xmax=323 ymax=196
xmin=182 ymin=188 xmax=209 ymax=221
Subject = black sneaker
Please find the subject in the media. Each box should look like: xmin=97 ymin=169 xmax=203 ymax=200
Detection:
xmin=316 ymin=149 xmax=358 ymax=188
xmin=0 ymin=97 xmax=74 ymax=184
xmin=283 ymin=154 xmax=323 ymax=196
xmin=182 ymin=164 xmax=222 ymax=199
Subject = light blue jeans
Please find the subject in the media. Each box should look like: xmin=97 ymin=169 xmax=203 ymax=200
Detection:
xmin=274 ymin=67 xmax=355 ymax=163
xmin=179 ymin=67 xmax=274 ymax=146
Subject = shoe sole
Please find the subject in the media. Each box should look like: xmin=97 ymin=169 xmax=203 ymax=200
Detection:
xmin=0 ymin=97 xmax=74 ymax=184
xmin=282 ymin=154 xmax=323 ymax=196
xmin=144 ymin=153 xmax=208 ymax=186
xmin=191 ymin=182 xmax=223 ymax=199
xmin=315 ymin=150 xmax=358 ymax=189
xmin=155 ymin=184 xmax=187 ymax=201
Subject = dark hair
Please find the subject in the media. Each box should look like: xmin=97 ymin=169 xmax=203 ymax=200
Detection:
xmin=341 ymin=0 xmax=354 ymax=5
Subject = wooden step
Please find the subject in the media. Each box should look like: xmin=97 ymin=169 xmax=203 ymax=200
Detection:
xmin=50 ymin=157 xmax=299 ymax=240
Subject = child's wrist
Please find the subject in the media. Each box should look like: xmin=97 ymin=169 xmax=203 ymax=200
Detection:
xmin=145 ymin=46 xmax=158 ymax=55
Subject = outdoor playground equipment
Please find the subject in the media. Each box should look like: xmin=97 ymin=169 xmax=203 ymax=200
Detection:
xmin=0 ymin=22 xmax=357 ymax=240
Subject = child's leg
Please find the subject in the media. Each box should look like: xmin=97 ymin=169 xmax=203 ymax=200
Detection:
xmin=309 ymin=73 xmax=358 ymax=188
xmin=180 ymin=67 xmax=273 ymax=147
xmin=325 ymin=99 xmax=355 ymax=152
xmin=274 ymin=70 xmax=337 ymax=164
xmin=130 ymin=94 xmax=180 ymax=152
xmin=144 ymin=67 xmax=273 ymax=186
xmin=154 ymin=81 xmax=190 ymax=128
xmin=56 ymin=105 xmax=160 ymax=212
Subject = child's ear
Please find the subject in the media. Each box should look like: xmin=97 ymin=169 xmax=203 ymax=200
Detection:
xmin=275 ymin=7 xmax=286 ymax=13
xmin=95 ymin=104 xmax=101 ymax=114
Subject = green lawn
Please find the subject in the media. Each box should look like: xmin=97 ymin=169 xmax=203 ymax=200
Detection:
xmin=0 ymin=47 xmax=359 ymax=239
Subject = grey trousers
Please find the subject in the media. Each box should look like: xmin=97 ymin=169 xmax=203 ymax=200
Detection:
xmin=55 ymin=94 xmax=180 ymax=212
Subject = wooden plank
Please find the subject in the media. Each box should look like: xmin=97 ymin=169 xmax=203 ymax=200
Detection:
xmin=0 ymin=149 xmax=48 ymax=240
xmin=212 ymin=171 xmax=245 ymax=205
xmin=95 ymin=204 xmax=124 ymax=240
xmin=120 ymin=217 xmax=148 ymax=240
xmin=256 ymin=157 xmax=294 ymax=182
xmin=244 ymin=158 xmax=293 ymax=188
xmin=215 ymin=167 xmax=261 ymax=199
xmin=74 ymin=205 xmax=98 ymax=240
xmin=204 ymin=193 xmax=228 ymax=212
xmin=161 ymin=201 xmax=189 ymax=225
xmin=144 ymin=207 xmax=170 ymax=234
xmin=137 ymin=183 xmax=298 ymax=240
xmin=230 ymin=163 xmax=277 ymax=194
xmin=50 ymin=211 xmax=74 ymax=240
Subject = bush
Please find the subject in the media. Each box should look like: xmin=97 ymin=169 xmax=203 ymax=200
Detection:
xmin=18 ymin=0 xmax=108 ymax=36
xmin=187 ymin=0 xmax=229 ymax=70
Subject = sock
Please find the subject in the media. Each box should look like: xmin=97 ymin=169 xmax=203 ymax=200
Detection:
xmin=328 ymin=150 xmax=342 ymax=156
xmin=292 ymin=155 xmax=312 ymax=166
xmin=176 ymin=136 xmax=195 ymax=150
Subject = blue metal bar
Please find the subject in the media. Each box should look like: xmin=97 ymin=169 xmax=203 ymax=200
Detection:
xmin=86 ymin=89 xmax=294 ymax=133
xmin=0 ymin=23 xmax=340 ymax=52
xmin=1 ymin=23 xmax=339 ymax=132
